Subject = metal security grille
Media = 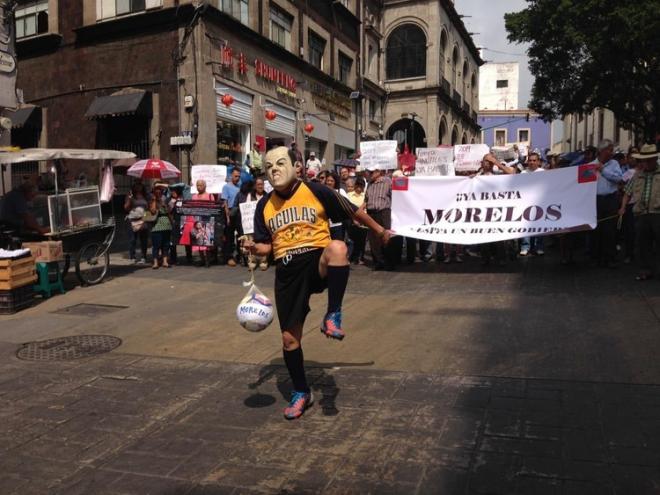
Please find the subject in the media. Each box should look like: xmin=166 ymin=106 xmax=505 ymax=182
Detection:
xmin=16 ymin=335 xmax=122 ymax=361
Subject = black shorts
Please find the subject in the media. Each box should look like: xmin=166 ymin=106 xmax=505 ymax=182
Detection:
xmin=275 ymin=248 xmax=327 ymax=331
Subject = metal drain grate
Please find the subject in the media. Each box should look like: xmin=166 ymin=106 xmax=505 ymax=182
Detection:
xmin=53 ymin=303 xmax=128 ymax=317
xmin=16 ymin=335 xmax=122 ymax=361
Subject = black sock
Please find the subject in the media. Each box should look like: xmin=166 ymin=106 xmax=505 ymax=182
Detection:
xmin=283 ymin=347 xmax=309 ymax=393
xmin=326 ymin=265 xmax=350 ymax=314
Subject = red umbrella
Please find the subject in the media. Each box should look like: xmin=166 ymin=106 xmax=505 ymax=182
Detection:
xmin=127 ymin=158 xmax=181 ymax=180
xmin=398 ymin=144 xmax=416 ymax=174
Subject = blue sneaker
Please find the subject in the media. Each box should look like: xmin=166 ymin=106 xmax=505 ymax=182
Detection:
xmin=284 ymin=391 xmax=313 ymax=420
xmin=321 ymin=311 xmax=345 ymax=340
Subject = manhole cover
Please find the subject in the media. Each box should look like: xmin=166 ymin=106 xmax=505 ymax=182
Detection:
xmin=16 ymin=335 xmax=122 ymax=361
xmin=53 ymin=304 xmax=128 ymax=317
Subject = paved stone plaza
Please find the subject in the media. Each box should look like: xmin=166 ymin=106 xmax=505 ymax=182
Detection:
xmin=1 ymin=252 xmax=659 ymax=494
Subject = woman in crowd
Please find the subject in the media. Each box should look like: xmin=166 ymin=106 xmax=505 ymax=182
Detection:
xmin=346 ymin=177 xmax=368 ymax=264
xmin=148 ymin=184 xmax=173 ymax=269
xmin=168 ymin=186 xmax=184 ymax=265
xmin=124 ymin=181 xmax=149 ymax=264
xmin=325 ymin=171 xmax=348 ymax=241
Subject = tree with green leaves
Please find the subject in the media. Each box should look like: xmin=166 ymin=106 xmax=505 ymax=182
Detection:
xmin=505 ymin=0 xmax=659 ymax=143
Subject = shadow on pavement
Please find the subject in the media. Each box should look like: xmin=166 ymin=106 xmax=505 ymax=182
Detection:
xmin=245 ymin=359 xmax=375 ymax=417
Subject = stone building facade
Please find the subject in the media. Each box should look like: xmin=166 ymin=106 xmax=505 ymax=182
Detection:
xmin=4 ymin=0 xmax=480 ymax=190
xmin=560 ymin=108 xmax=636 ymax=153
xmin=380 ymin=0 xmax=483 ymax=151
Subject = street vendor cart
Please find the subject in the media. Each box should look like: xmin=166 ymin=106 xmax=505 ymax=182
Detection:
xmin=0 ymin=148 xmax=136 ymax=286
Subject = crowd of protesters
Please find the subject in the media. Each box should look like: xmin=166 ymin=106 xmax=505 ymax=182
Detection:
xmin=122 ymin=138 xmax=660 ymax=281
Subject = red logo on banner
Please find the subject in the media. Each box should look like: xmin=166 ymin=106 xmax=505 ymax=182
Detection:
xmin=578 ymin=164 xmax=598 ymax=183
xmin=392 ymin=177 xmax=409 ymax=191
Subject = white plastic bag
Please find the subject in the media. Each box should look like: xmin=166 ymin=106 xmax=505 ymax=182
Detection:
xmin=237 ymin=276 xmax=274 ymax=332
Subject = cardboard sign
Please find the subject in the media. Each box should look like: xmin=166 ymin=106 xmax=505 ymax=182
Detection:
xmin=191 ymin=165 xmax=227 ymax=194
xmin=415 ymin=147 xmax=455 ymax=176
xmin=453 ymin=144 xmax=490 ymax=172
xmin=239 ymin=201 xmax=258 ymax=235
xmin=359 ymin=140 xmax=398 ymax=171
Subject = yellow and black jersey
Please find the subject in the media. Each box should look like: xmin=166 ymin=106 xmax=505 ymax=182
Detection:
xmin=253 ymin=180 xmax=357 ymax=260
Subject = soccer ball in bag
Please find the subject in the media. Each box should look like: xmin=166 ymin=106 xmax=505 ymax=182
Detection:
xmin=237 ymin=290 xmax=274 ymax=332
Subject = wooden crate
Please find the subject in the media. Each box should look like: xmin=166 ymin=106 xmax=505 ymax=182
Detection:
xmin=0 ymin=256 xmax=37 ymax=290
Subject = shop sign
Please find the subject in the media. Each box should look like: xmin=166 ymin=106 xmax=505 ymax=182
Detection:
xmin=219 ymin=45 xmax=248 ymax=75
xmin=255 ymin=59 xmax=297 ymax=93
xmin=309 ymin=81 xmax=351 ymax=120
xmin=0 ymin=50 xmax=15 ymax=73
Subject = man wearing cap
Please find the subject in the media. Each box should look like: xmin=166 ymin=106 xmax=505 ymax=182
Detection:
xmin=589 ymin=139 xmax=623 ymax=268
xmin=618 ymin=144 xmax=660 ymax=280
xmin=365 ymin=166 xmax=393 ymax=270
xmin=306 ymin=152 xmax=322 ymax=177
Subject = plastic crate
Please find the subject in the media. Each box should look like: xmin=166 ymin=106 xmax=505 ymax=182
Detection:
xmin=0 ymin=285 xmax=34 ymax=315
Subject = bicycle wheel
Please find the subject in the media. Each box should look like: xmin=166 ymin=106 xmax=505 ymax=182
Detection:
xmin=75 ymin=242 xmax=110 ymax=285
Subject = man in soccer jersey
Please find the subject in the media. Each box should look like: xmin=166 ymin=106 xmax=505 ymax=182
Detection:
xmin=243 ymin=146 xmax=392 ymax=420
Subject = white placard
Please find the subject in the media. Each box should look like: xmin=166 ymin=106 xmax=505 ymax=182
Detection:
xmin=453 ymin=144 xmax=490 ymax=172
xmin=191 ymin=165 xmax=227 ymax=194
xmin=359 ymin=140 xmax=398 ymax=171
xmin=392 ymin=167 xmax=598 ymax=245
xmin=239 ymin=200 xmax=258 ymax=235
xmin=263 ymin=180 xmax=273 ymax=193
xmin=415 ymin=147 xmax=455 ymax=176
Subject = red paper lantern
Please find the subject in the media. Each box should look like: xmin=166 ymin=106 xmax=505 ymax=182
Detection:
xmin=221 ymin=94 xmax=234 ymax=107
xmin=265 ymin=110 xmax=277 ymax=121
xmin=304 ymin=123 xmax=315 ymax=134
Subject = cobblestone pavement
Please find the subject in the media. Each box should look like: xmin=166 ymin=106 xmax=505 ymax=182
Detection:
xmin=1 ymin=343 xmax=659 ymax=495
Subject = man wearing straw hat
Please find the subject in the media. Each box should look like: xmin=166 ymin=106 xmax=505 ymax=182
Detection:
xmin=618 ymin=144 xmax=660 ymax=280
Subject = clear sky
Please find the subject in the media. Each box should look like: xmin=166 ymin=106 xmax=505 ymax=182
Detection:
xmin=454 ymin=0 xmax=533 ymax=108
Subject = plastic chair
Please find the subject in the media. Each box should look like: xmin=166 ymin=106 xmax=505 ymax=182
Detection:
xmin=33 ymin=262 xmax=66 ymax=298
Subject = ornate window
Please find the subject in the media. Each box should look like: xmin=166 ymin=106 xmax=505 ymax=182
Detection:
xmin=386 ymin=24 xmax=426 ymax=79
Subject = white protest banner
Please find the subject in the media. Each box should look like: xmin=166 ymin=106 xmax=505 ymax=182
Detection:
xmin=491 ymin=146 xmax=516 ymax=162
xmin=359 ymin=140 xmax=398 ymax=170
xmin=415 ymin=146 xmax=455 ymax=176
xmin=191 ymin=165 xmax=227 ymax=194
xmin=239 ymin=200 xmax=258 ymax=235
xmin=453 ymin=144 xmax=490 ymax=172
xmin=391 ymin=166 xmax=597 ymax=245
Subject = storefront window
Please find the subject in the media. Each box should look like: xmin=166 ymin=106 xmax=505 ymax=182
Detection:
xmin=334 ymin=145 xmax=353 ymax=161
xmin=217 ymin=120 xmax=248 ymax=167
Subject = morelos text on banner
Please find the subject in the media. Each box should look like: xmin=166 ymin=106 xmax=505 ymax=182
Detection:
xmin=415 ymin=146 xmax=455 ymax=176
xmin=453 ymin=144 xmax=490 ymax=172
xmin=191 ymin=165 xmax=227 ymax=194
xmin=359 ymin=140 xmax=397 ymax=170
xmin=391 ymin=167 xmax=597 ymax=245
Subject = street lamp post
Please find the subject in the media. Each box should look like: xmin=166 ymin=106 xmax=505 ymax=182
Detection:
xmin=401 ymin=112 xmax=418 ymax=153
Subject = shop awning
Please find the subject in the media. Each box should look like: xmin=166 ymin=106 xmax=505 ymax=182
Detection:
xmin=2 ymin=106 xmax=42 ymax=130
xmin=85 ymin=91 xmax=152 ymax=119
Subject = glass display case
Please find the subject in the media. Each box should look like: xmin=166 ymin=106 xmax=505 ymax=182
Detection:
xmin=47 ymin=187 xmax=102 ymax=233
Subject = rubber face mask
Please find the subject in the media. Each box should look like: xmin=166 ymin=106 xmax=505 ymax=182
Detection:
xmin=265 ymin=146 xmax=297 ymax=191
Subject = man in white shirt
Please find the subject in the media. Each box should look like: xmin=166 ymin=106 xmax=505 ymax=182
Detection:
xmin=520 ymin=152 xmax=546 ymax=256
xmin=590 ymin=139 xmax=623 ymax=267
xmin=306 ymin=152 xmax=322 ymax=176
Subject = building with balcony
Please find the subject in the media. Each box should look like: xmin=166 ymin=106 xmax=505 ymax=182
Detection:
xmin=4 ymin=0 xmax=481 ymax=191
xmin=380 ymin=0 xmax=483 ymax=151
xmin=4 ymin=0 xmax=361 ymax=189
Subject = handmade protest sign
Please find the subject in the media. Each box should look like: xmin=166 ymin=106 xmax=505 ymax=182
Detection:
xmin=415 ymin=147 xmax=455 ymax=176
xmin=359 ymin=140 xmax=398 ymax=170
xmin=391 ymin=166 xmax=597 ymax=244
xmin=453 ymin=144 xmax=490 ymax=172
xmin=239 ymin=201 xmax=258 ymax=235
xmin=190 ymin=165 xmax=227 ymax=194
